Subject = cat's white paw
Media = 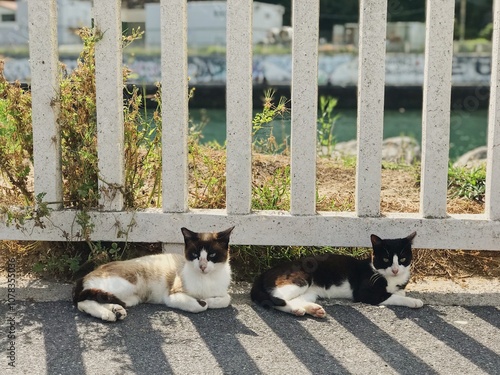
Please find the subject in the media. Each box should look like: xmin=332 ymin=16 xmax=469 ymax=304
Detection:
xmin=305 ymin=303 xmax=326 ymax=318
xmin=291 ymin=308 xmax=306 ymax=316
xmin=205 ymin=295 xmax=231 ymax=309
xmin=99 ymin=304 xmax=127 ymax=322
xmin=112 ymin=305 xmax=127 ymax=320
xmin=381 ymin=294 xmax=424 ymax=308
xmin=408 ymin=298 xmax=424 ymax=308
xmin=101 ymin=310 xmax=118 ymax=322
xmin=189 ymin=299 xmax=209 ymax=313
xmin=165 ymin=292 xmax=209 ymax=313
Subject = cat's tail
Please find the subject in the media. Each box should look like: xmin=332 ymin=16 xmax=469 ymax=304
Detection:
xmin=250 ymin=274 xmax=286 ymax=308
xmin=72 ymin=278 xmax=126 ymax=307
xmin=72 ymin=278 xmax=85 ymax=305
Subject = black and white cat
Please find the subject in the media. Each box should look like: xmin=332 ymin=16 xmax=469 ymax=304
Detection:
xmin=251 ymin=232 xmax=423 ymax=318
xmin=73 ymin=226 xmax=234 ymax=321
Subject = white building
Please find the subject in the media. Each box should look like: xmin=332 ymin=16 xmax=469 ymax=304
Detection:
xmin=145 ymin=1 xmax=285 ymax=47
xmin=0 ymin=0 xmax=91 ymax=46
xmin=0 ymin=0 xmax=27 ymax=45
xmin=56 ymin=0 xmax=92 ymax=45
xmin=0 ymin=1 xmax=15 ymax=23
xmin=334 ymin=21 xmax=426 ymax=53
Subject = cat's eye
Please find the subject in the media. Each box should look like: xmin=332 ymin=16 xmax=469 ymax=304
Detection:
xmin=208 ymin=253 xmax=216 ymax=258
xmin=191 ymin=252 xmax=198 ymax=258
xmin=383 ymin=258 xmax=390 ymax=262
xmin=400 ymin=258 xmax=406 ymax=262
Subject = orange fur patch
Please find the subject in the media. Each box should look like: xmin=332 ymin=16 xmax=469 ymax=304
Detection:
xmin=275 ymin=271 xmax=308 ymax=287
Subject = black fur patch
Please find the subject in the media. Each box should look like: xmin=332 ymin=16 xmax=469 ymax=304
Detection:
xmin=75 ymin=288 xmax=126 ymax=308
xmin=250 ymin=273 xmax=287 ymax=308
xmin=72 ymin=278 xmax=84 ymax=306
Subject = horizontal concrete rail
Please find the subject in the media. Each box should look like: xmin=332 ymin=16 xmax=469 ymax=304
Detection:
xmin=1 ymin=210 xmax=499 ymax=250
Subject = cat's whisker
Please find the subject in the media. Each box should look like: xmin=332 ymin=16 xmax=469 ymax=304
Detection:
xmin=369 ymin=272 xmax=383 ymax=285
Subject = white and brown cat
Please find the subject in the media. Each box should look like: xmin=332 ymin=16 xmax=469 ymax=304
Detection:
xmin=73 ymin=226 xmax=234 ymax=321
xmin=251 ymin=232 xmax=423 ymax=318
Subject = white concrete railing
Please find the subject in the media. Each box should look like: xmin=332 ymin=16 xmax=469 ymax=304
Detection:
xmin=1 ymin=0 xmax=500 ymax=251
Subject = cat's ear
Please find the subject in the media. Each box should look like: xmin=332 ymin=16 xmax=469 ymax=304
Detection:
xmin=217 ymin=226 xmax=235 ymax=242
xmin=181 ymin=227 xmax=197 ymax=242
xmin=406 ymin=231 xmax=417 ymax=242
xmin=370 ymin=234 xmax=383 ymax=247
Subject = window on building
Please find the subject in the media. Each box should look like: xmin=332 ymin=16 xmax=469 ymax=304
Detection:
xmin=1 ymin=14 xmax=16 ymax=22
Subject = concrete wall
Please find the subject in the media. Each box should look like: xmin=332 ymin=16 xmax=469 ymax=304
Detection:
xmin=2 ymin=53 xmax=493 ymax=86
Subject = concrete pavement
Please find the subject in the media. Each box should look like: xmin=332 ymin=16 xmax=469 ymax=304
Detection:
xmin=1 ymin=277 xmax=499 ymax=375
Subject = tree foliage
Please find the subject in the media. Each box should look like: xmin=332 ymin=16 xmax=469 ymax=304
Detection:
xmin=262 ymin=0 xmax=492 ymax=40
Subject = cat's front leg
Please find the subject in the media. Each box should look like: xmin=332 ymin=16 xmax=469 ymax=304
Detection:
xmin=205 ymin=294 xmax=231 ymax=309
xmin=78 ymin=300 xmax=127 ymax=322
xmin=381 ymin=294 xmax=423 ymax=308
xmin=276 ymin=294 xmax=326 ymax=318
xmin=164 ymin=292 xmax=208 ymax=313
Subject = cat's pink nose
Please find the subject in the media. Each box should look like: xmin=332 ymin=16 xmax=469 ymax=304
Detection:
xmin=200 ymin=265 xmax=207 ymax=272
xmin=392 ymin=268 xmax=399 ymax=275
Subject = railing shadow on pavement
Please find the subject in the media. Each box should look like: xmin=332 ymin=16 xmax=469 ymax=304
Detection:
xmin=5 ymin=290 xmax=500 ymax=375
xmin=389 ymin=305 xmax=500 ymax=375
xmin=324 ymin=304 xmax=438 ymax=375
xmin=464 ymin=306 xmax=500 ymax=328
xmin=251 ymin=305 xmax=351 ymax=375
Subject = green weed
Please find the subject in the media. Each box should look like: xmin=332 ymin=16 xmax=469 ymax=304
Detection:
xmin=252 ymin=89 xmax=289 ymax=154
xmin=448 ymin=165 xmax=486 ymax=203
xmin=0 ymin=61 xmax=33 ymax=204
xmin=0 ymin=27 xmax=162 ymax=278
xmin=33 ymin=253 xmax=82 ymax=276
xmin=189 ymin=143 xmax=227 ymax=209
xmin=317 ymin=96 xmax=340 ymax=157
xmin=252 ymin=165 xmax=290 ymax=210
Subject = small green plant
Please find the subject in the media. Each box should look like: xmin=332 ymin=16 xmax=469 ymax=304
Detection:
xmin=341 ymin=155 xmax=357 ymax=168
xmin=479 ymin=23 xmax=493 ymax=41
xmin=69 ymin=209 xmax=129 ymax=274
xmin=188 ymin=106 xmax=210 ymax=145
xmin=57 ymin=27 xmax=157 ymax=210
xmin=252 ymin=89 xmax=289 ymax=154
xmin=0 ymin=61 xmax=33 ymax=204
xmin=252 ymin=166 xmax=290 ymax=210
xmin=185 ymin=92 xmax=227 ymax=209
xmin=123 ymin=85 xmax=162 ymax=208
xmin=0 ymin=193 xmax=52 ymax=230
xmin=1 ymin=27 xmax=159 ymax=279
xmin=317 ymin=96 xmax=340 ymax=157
xmin=188 ymin=143 xmax=227 ymax=208
xmin=448 ymin=165 xmax=486 ymax=203
xmin=33 ymin=253 xmax=82 ymax=276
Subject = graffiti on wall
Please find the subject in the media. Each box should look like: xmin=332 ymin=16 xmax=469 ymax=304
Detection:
xmin=2 ymin=54 xmax=492 ymax=86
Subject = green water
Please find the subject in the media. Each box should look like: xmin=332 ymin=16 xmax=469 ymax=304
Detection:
xmin=190 ymin=108 xmax=488 ymax=161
